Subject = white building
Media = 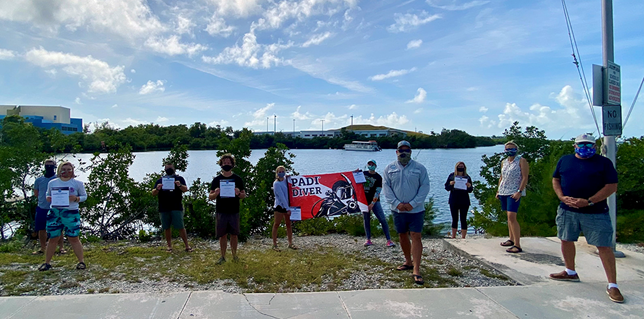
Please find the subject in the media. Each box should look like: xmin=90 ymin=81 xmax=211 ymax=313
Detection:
xmin=252 ymin=125 xmax=407 ymax=139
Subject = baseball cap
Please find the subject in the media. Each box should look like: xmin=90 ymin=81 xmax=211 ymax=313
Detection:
xmin=397 ymin=140 xmax=411 ymax=149
xmin=574 ymin=133 xmax=596 ymax=144
xmin=367 ymin=159 xmax=377 ymax=166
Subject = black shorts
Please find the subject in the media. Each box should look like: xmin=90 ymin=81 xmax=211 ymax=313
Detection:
xmin=274 ymin=205 xmax=288 ymax=214
xmin=216 ymin=213 xmax=240 ymax=238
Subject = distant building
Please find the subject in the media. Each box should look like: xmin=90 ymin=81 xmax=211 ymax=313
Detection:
xmin=253 ymin=124 xmax=408 ymax=139
xmin=0 ymin=105 xmax=83 ymax=135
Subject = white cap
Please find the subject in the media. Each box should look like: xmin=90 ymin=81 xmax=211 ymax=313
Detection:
xmin=574 ymin=133 xmax=596 ymax=144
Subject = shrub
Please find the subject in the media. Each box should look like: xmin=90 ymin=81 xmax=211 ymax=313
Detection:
xmin=333 ymin=214 xmax=366 ymax=236
xmin=616 ymin=210 xmax=644 ymax=243
xmin=294 ymin=217 xmax=334 ymax=236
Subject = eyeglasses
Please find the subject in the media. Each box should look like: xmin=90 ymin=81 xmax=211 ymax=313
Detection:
xmin=61 ymin=169 xmax=73 ymax=173
xmin=398 ymin=149 xmax=411 ymax=153
xmin=505 ymin=148 xmax=517 ymax=151
xmin=576 ymin=143 xmax=594 ymax=148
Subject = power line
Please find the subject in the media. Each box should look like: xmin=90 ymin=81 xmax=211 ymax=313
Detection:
xmin=622 ymin=76 xmax=644 ymax=130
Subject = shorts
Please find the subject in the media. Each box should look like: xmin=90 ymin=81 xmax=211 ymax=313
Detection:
xmin=46 ymin=208 xmax=81 ymax=238
xmin=35 ymin=207 xmax=49 ymax=231
xmin=160 ymin=210 xmax=185 ymax=230
xmin=216 ymin=213 xmax=240 ymax=238
xmin=392 ymin=211 xmax=425 ymax=234
xmin=556 ymin=206 xmax=613 ymax=247
xmin=274 ymin=205 xmax=288 ymax=214
xmin=499 ymin=195 xmax=521 ymax=213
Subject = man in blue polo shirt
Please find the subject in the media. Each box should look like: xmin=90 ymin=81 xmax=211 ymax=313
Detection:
xmin=32 ymin=159 xmax=65 ymax=255
xmin=549 ymin=133 xmax=623 ymax=303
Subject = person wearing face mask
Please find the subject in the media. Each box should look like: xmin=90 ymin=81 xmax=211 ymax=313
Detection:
xmin=152 ymin=161 xmax=192 ymax=253
xmin=209 ymin=154 xmax=247 ymax=265
xmin=271 ymin=166 xmax=296 ymax=251
xmin=362 ymin=159 xmax=395 ymax=247
xmin=549 ymin=134 xmax=623 ymax=303
xmin=32 ymin=159 xmax=65 ymax=255
xmin=382 ymin=141 xmax=430 ymax=285
xmin=496 ymin=141 xmax=529 ymax=253
xmin=39 ymin=162 xmax=87 ymax=271
xmin=444 ymin=162 xmax=473 ymax=239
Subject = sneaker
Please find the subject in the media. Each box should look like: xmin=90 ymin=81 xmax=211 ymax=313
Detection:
xmin=386 ymin=240 xmax=396 ymax=247
xmin=549 ymin=270 xmax=580 ymax=282
xmin=364 ymin=240 xmax=373 ymax=247
xmin=607 ymin=287 xmax=624 ymax=303
xmin=215 ymin=257 xmax=226 ymax=265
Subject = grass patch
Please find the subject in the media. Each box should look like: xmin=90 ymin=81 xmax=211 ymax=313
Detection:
xmin=59 ymin=281 xmax=80 ymax=289
xmin=480 ymin=268 xmax=509 ymax=280
xmin=447 ymin=267 xmax=463 ymax=277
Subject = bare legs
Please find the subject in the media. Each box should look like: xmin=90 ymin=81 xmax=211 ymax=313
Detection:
xmin=45 ymin=235 xmax=83 ymax=265
xmin=38 ymin=231 xmax=64 ymax=252
xmin=271 ymin=213 xmax=293 ymax=247
xmin=399 ymin=232 xmax=423 ymax=276
xmin=219 ymin=234 xmax=238 ymax=259
xmin=507 ymin=211 xmax=521 ymax=248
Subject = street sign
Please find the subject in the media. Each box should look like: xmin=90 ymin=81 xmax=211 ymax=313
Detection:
xmin=602 ymin=105 xmax=622 ymax=136
xmin=606 ymin=61 xmax=620 ymax=105
xmin=593 ymin=64 xmax=603 ymax=106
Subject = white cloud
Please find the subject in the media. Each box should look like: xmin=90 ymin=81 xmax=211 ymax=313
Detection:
xmin=352 ymin=112 xmax=410 ymax=128
xmin=74 ymin=97 xmax=81 ymax=104
xmin=388 ymin=11 xmax=441 ymax=33
xmin=130 ymin=69 xmax=136 ymax=73
xmin=203 ymin=31 xmax=293 ymax=69
xmin=208 ymin=119 xmax=229 ymax=127
xmin=369 ymin=67 xmax=417 ymax=81
xmin=426 ymin=0 xmax=489 ymax=11
xmin=480 ymin=85 xmax=596 ymax=133
xmin=467 ymin=87 xmax=479 ymax=91
xmin=205 ymin=15 xmax=236 ymax=37
xmin=24 ymin=47 xmax=126 ymax=93
xmin=292 ymin=105 xmax=312 ymax=120
xmin=255 ymin=0 xmax=357 ymax=30
xmin=302 ymin=32 xmax=333 ymax=47
xmin=139 ymin=80 xmax=165 ymax=95
xmin=407 ymin=39 xmax=423 ymax=49
xmin=406 ymin=88 xmax=427 ymax=103
xmin=145 ymin=36 xmax=206 ymax=56
xmin=175 ymin=15 xmax=194 ymax=36
xmin=479 ymin=106 xmax=488 ymax=113
xmin=245 ymin=103 xmax=275 ymax=127
xmin=122 ymin=118 xmax=146 ymax=127
xmin=290 ymin=59 xmax=373 ymax=92
xmin=208 ymin=0 xmax=263 ymax=17
xmin=414 ymin=108 xmax=423 ymax=114
xmin=0 ymin=0 xmax=165 ymax=41
xmin=348 ymin=104 xmax=357 ymax=110
xmin=45 ymin=69 xmax=57 ymax=76
xmin=111 ymin=104 xmax=118 ymax=108
xmin=155 ymin=116 xmax=169 ymax=123
xmin=0 ymin=48 xmax=15 ymax=60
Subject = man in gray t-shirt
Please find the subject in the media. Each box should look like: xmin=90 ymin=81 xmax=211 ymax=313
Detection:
xmin=33 ymin=159 xmax=64 ymax=255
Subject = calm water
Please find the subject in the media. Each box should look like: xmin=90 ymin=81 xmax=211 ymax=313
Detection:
xmin=70 ymin=145 xmax=505 ymax=226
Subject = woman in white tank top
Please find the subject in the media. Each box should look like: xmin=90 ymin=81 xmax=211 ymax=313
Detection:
xmin=496 ymin=141 xmax=529 ymax=253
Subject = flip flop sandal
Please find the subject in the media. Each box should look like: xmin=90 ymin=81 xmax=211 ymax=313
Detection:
xmin=396 ymin=264 xmax=414 ymax=271
xmin=32 ymin=250 xmax=44 ymax=255
xmin=38 ymin=263 xmax=52 ymax=271
xmin=166 ymin=247 xmax=173 ymax=253
xmin=58 ymin=249 xmax=68 ymax=255
xmin=500 ymin=240 xmax=514 ymax=247
xmin=288 ymin=244 xmax=298 ymax=250
xmin=76 ymin=262 xmax=87 ymax=270
xmin=413 ymin=274 xmax=424 ymax=285
xmin=185 ymin=247 xmax=194 ymax=252
xmin=506 ymin=246 xmax=523 ymax=253
xmin=272 ymin=245 xmax=281 ymax=252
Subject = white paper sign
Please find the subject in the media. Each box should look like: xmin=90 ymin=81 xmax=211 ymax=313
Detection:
xmin=352 ymin=171 xmax=366 ymax=183
xmin=51 ymin=188 xmax=70 ymax=207
xmin=219 ymin=180 xmax=236 ymax=198
xmin=162 ymin=177 xmax=175 ymax=190
xmin=289 ymin=207 xmax=302 ymax=221
xmin=454 ymin=176 xmax=468 ymax=190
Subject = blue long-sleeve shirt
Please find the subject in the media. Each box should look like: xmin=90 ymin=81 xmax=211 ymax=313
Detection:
xmin=382 ymin=159 xmax=430 ymax=214
xmin=273 ymin=179 xmax=290 ymax=209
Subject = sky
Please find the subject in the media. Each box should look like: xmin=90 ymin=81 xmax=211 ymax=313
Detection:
xmin=0 ymin=0 xmax=642 ymax=139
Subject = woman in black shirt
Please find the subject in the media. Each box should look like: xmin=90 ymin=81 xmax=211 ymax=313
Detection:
xmin=444 ymin=161 xmax=473 ymax=239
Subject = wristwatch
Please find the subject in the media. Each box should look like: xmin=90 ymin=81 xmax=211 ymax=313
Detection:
xmin=587 ymin=199 xmax=594 ymax=206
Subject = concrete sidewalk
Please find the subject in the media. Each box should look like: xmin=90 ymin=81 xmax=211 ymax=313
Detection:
xmin=2 ymin=237 xmax=643 ymax=318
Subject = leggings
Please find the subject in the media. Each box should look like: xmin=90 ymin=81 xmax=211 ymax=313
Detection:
xmin=363 ymin=201 xmax=391 ymax=240
xmin=450 ymin=204 xmax=469 ymax=230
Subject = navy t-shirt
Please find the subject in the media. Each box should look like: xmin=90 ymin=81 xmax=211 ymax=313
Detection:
xmin=553 ymin=154 xmax=618 ymax=214
xmin=210 ymin=173 xmax=245 ymax=214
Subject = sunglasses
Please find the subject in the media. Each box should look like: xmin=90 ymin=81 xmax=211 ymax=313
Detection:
xmin=576 ymin=143 xmax=594 ymax=148
xmin=398 ymin=149 xmax=411 ymax=153
xmin=505 ymin=148 xmax=517 ymax=151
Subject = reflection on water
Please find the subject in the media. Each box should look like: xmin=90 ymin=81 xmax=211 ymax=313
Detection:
xmin=70 ymin=145 xmax=504 ymax=228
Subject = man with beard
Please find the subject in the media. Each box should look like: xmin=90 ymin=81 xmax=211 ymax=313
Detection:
xmin=153 ymin=161 xmax=192 ymax=253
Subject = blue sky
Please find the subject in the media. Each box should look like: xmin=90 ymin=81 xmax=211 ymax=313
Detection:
xmin=0 ymin=0 xmax=642 ymax=138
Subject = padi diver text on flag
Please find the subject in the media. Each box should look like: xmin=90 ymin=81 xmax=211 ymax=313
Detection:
xmin=287 ymin=171 xmax=368 ymax=220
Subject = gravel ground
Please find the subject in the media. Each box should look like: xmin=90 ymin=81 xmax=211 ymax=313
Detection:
xmin=617 ymin=242 xmax=644 ymax=254
xmin=1 ymin=234 xmax=517 ymax=296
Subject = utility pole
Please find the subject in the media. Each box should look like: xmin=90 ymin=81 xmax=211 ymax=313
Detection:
xmin=350 ymin=115 xmax=353 ymax=127
xmin=293 ymin=119 xmax=295 ymax=133
xmin=266 ymin=117 xmax=269 ymax=134
xmin=602 ymin=0 xmax=624 ymax=258
xmin=321 ymin=119 xmax=324 ymax=132
xmin=274 ymin=114 xmax=276 ymax=134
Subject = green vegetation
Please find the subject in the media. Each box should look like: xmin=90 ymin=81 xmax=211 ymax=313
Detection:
xmin=479 ymin=269 xmax=510 ymax=281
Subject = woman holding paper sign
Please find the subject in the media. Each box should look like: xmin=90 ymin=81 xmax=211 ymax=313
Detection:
xmin=271 ymin=166 xmax=296 ymax=251
xmin=39 ymin=162 xmax=87 ymax=271
xmin=444 ymin=162 xmax=473 ymax=239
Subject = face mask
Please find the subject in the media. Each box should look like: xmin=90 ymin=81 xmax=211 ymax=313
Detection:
xmin=165 ymin=168 xmax=175 ymax=175
xmin=367 ymin=165 xmax=376 ymax=171
xmin=398 ymin=153 xmax=411 ymax=165
xmin=505 ymin=149 xmax=518 ymax=157
xmin=45 ymin=165 xmax=56 ymax=177
xmin=221 ymin=165 xmax=233 ymax=172
xmin=575 ymin=146 xmax=596 ymax=159
xmin=278 ymin=172 xmax=286 ymax=178
xmin=457 ymin=167 xmax=464 ymax=172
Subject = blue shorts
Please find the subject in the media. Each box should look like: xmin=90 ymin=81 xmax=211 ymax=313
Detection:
xmin=499 ymin=195 xmax=521 ymax=213
xmin=556 ymin=207 xmax=613 ymax=247
xmin=392 ymin=211 xmax=425 ymax=234
xmin=46 ymin=208 xmax=81 ymax=238
xmin=35 ymin=207 xmax=49 ymax=231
